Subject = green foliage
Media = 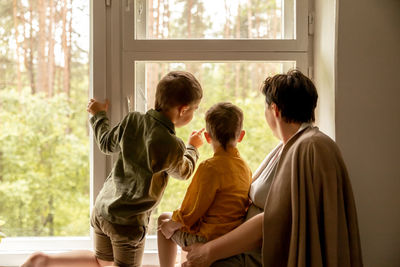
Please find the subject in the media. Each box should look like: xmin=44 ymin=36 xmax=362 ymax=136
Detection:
xmin=0 ymin=89 xmax=90 ymax=236
xmin=0 ymin=0 xmax=91 ymax=237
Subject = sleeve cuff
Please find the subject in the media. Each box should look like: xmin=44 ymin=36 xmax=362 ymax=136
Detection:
xmin=186 ymin=144 xmax=199 ymax=157
xmin=89 ymin=111 xmax=107 ymax=125
xmin=171 ymin=210 xmax=180 ymax=223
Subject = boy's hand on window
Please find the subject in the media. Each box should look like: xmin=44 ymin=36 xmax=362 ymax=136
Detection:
xmin=188 ymin=128 xmax=205 ymax=148
xmin=158 ymin=219 xmax=183 ymax=239
xmin=87 ymin=98 xmax=109 ymax=115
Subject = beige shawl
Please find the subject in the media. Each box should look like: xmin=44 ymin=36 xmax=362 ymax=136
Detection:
xmin=262 ymin=126 xmax=363 ymax=267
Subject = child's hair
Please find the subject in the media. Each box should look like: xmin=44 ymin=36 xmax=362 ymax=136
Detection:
xmin=205 ymin=102 xmax=244 ymax=150
xmin=155 ymin=71 xmax=203 ymax=111
xmin=261 ymin=69 xmax=318 ymax=123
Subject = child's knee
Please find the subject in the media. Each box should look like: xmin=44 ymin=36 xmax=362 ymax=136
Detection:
xmin=157 ymin=212 xmax=172 ymax=226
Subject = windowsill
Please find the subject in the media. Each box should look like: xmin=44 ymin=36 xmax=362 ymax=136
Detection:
xmin=0 ymin=236 xmax=161 ymax=266
xmin=0 ymin=236 xmax=93 ymax=251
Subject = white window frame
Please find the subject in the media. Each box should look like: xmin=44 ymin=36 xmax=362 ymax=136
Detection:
xmin=0 ymin=0 xmax=311 ymax=265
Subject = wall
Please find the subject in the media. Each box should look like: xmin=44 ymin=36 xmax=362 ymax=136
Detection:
xmin=334 ymin=0 xmax=400 ymax=266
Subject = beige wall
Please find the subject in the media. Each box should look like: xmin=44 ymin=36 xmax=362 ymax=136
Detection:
xmin=315 ymin=0 xmax=400 ymax=265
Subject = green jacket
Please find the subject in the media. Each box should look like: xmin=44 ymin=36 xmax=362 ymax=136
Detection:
xmin=90 ymin=109 xmax=199 ymax=226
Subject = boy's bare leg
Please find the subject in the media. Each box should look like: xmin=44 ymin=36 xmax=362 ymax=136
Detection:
xmin=21 ymin=250 xmax=114 ymax=267
xmin=158 ymin=230 xmax=178 ymax=267
xmin=158 ymin=213 xmax=177 ymax=267
xmin=180 ymin=249 xmax=188 ymax=265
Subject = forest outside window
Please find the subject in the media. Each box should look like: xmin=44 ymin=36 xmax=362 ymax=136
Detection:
xmin=0 ymin=0 xmax=91 ymax=262
xmin=134 ymin=0 xmax=295 ymax=39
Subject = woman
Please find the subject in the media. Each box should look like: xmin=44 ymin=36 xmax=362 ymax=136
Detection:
xmin=182 ymin=70 xmax=363 ymax=267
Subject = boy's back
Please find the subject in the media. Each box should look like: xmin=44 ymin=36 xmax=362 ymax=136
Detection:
xmin=173 ymin=146 xmax=251 ymax=240
xmin=91 ymin=109 xmax=199 ymax=226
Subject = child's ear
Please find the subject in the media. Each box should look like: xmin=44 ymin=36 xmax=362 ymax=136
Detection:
xmin=178 ymin=105 xmax=189 ymax=116
xmin=204 ymin=132 xmax=212 ymax=144
xmin=237 ymin=130 xmax=246 ymax=143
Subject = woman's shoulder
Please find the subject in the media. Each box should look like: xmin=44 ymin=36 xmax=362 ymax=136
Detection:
xmin=292 ymin=127 xmax=343 ymax=160
xmin=294 ymin=127 xmax=336 ymax=148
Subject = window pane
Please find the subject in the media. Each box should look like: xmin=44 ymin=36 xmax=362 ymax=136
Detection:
xmin=136 ymin=61 xmax=295 ymax=234
xmin=0 ymin=1 xmax=90 ymax=237
xmin=136 ymin=0 xmax=295 ymax=39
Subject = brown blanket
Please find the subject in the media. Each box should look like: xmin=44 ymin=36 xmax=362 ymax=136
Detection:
xmin=262 ymin=126 xmax=363 ymax=267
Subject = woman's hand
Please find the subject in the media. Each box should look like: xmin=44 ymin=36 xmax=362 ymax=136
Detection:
xmin=182 ymin=213 xmax=264 ymax=267
xmin=87 ymin=98 xmax=109 ymax=115
xmin=181 ymin=243 xmax=212 ymax=267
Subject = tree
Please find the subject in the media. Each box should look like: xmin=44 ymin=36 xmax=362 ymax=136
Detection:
xmin=170 ymin=0 xmax=210 ymax=38
xmin=1 ymin=0 xmax=75 ymax=97
xmin=0 ymin=0 xmax=90 ymax=237
xmin=0 ymin=90 xmax=90 ymax=236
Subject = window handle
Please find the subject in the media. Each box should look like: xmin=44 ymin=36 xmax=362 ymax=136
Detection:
xmin=137 ymin=0 xmax=143 ymax=15
xmin=126 ymin=95 xmax=133 ymax=112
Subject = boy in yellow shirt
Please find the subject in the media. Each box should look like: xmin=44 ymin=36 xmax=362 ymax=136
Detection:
xmin=157 ymin=102 xmax=252 ymax=267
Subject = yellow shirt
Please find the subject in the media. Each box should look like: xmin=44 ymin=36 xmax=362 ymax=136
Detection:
xmin=172 ymin=146 xmax=252 ymax=241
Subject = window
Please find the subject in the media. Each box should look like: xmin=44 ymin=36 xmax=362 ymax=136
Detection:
xmin=0 ymin=0 xmax=310 ymax=265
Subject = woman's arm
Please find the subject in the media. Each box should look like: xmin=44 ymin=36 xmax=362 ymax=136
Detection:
xmin=182 ymin=213 xmax=264 ymax=267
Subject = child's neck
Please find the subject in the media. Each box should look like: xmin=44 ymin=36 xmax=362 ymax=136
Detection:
xmin=160 ymin=109 xmax=178 ymax=125
xmin=211 ymin=142 xmax=237 ymax=153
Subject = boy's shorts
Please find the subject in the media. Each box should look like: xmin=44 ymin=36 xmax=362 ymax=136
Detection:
xmin=90 ymin=210 xmax=147 ymax=267
xmin=171 ymin=230 xmax=207 ymax=248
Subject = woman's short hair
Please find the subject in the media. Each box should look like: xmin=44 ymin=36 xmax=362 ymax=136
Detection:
xmin=205 ymin=102 xmax=244 ymax=150
xmin=261 ymin=69 xmax=318 ymax=123
xmin=155 ymin=71 xmax=203 ymax=111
